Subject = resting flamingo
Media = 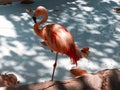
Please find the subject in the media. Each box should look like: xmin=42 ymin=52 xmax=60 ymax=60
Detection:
xmin=32 ymin=6 xmax=89 ymax=80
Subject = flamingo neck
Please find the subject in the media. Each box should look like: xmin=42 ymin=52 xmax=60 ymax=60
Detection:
xmin=34 ymin=13 xmax=48 ymax=38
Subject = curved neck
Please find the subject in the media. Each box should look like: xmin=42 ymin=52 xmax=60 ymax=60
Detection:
xmin=34 ymin=12 xmax=48 ymax=38
xmin=37 ymin=12 xmax=48 ymax=25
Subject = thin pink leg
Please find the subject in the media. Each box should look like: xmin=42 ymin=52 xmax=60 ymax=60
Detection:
xmin=51 ymin=52 xmax=58 ymax=81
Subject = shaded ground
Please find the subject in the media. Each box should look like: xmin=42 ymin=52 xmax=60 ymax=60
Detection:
xmin=0 ymin=0 xmax=120 ymax=84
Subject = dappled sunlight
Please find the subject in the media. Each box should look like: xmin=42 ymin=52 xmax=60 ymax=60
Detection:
xmin=0 ymin=0 xmax=120 ymax=84
xmin=34 ymin=56 xmax=54 ymax=68
xmin=103 ymin=40 xmax=119 ymax=47
xmin=0 ymin=39 xmax=37 ymax=57
xmin=104 ymin=48 xmax=114 ymax=54
xmin=10 ymin=15 xmax=21 ymax=22
xmin=0 ymin=16 xmax=17 ymax=37
xmin=90 ymin=47 xmax=107 ymax=57
xmin=80 ymin=60 xmax=100 ymax=72
xmin=101 ymin=0 xmax=120 ymax=4
xmin=101 ymin=58 xmax=119 ymax=68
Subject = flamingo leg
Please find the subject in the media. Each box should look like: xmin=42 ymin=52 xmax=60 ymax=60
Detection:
xmin=51 ymin=52 xmax=58 ymax=81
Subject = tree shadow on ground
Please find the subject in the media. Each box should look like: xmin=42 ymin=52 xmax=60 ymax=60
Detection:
xmin=0 ymin=0 xmax=120 ymax=84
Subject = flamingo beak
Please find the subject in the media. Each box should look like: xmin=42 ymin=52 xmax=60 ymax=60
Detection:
xmin=32 ymin=16 xmax=37 ymax=23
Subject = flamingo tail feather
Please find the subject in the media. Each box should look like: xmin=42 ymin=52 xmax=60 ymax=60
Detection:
xmin=66 ymin=46 xmax=89 ymax=66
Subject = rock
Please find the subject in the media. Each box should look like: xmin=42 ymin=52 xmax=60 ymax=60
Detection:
xmin=0 ymin=0 xmax=19 ymax=5
xmin=0 ymin=69 xmax=120 ymax=90
xmin=20 ymin=0 xmax=34 ymax=4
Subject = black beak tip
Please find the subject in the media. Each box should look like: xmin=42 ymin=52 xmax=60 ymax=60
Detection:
xmin=32 ymin=16 xmax=37 ymax=23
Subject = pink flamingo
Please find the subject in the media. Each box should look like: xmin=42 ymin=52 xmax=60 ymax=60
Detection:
xmin=32 ymin=6 xmax=89 ymax=80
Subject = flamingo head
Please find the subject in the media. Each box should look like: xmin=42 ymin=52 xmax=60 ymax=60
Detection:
xmin=32 ymin=6 xmax=48 ymax=23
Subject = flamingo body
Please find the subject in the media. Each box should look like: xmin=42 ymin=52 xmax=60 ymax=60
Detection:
xmin=47 ymin=24 xmax=80 ymax=63
xmin=33 ymin=6 xmax=89 ymax=65
xmin=35 ymin=23 xmax=79 ymax=64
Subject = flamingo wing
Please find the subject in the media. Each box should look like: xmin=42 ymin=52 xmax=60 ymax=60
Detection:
xmin=41 ymin=24 xmax=81 ymax=65
xmin=42 ymin=24 xmax=75 ymax=54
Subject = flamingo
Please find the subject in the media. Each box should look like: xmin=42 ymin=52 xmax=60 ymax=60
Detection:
xmin=32 ymin=6 xmax=89 ymax=80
